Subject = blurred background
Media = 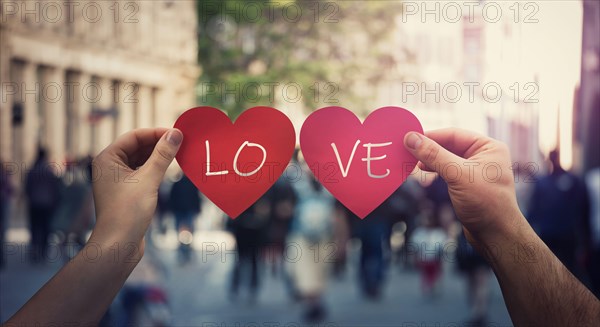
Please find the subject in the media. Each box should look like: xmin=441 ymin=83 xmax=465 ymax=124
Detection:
xmin=1 ymin=0 xmax=599 ymax=326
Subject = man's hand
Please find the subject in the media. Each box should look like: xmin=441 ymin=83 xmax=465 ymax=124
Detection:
xmin=405 ymin=128 xmax=600 ymax=326
xmin=404 ymin=128 xmax=525 ymax=244
xmin=91 ymin=128 xmax=183 ymax=246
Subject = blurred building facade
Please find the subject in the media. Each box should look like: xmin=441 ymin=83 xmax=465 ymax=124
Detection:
xmin=471 ymin=2 xmax=542 ymax=167
xmin=0 ymin=0 xmax=200 ymax=168
xmin=384 ymin=1 xmax=542 ymax=167
xmin=391 ymin=1 xmax=586 ymax=171
xmin=577 ymin=0 xmax=600 ymax=172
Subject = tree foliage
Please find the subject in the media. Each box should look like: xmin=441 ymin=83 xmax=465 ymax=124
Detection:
xmin=196 ymin=0 xmax=405 ymax=118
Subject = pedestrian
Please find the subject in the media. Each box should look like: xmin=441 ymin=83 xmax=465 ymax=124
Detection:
xmin=155 ymin=177 xmax=172 ymax=234
xmin=168 ymin=172 xmax=202 ymax=263
xmin=1 ymin=158 xmax=15 ymax=268
xmin=456 ymin=230 xmax=491 ymax=326
xmin=528 ymin=150 xmax=590 ymax=274
xmin=331 ymin=201 xmax=350 ymax=278
xmin=25 ymin=148 xmax=62 ymax=263
xmin=264 ymin=174 xmax=297 ymax=276
xmin=53 ymin=158 xmax=95 ymax=261
xmin=585 ymin=167 xmax=600 ymax=297
xmin=227 ymin=194 xmax=271 ymax=302
xmin=286 ymin=167 xmax=334 ymax=322
xmin=410 ymin=201 xmax=447 ymax=297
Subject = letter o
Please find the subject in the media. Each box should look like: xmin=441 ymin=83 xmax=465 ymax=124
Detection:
xmin=442 ymin=162 xmax=462 ymax=183
xmin=282 ymin=82 xmax=302 ymax=103
xmin=83 ymin=242 xmax=102 ymax=262
xmin=482 ymin=162 xmax=502 ymax=183
xmin=482 ymin=82 xmax=502 ymax=103
xmin=284 ymin=242 xmax=302 ymax=263
xmin=282 ymin=3 xmax=302 ymax=22
xmin=82 ymin=2 xmax=102 ymax=23
xmin=442 ymin=82 xmax=462 ymax=103
xmin=442 ymin=2 xmax=462 ymax=23
xmin=43 ymin=2 xmax=62 ymax=23
xmin=482 ymin=2 xmax=502 ymax=23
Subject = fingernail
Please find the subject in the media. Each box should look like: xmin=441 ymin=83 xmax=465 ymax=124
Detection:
xmin=405 ymin=132 xmax=423 ymax=150
xmin=166 ymin=129 xmax=183 ymax=146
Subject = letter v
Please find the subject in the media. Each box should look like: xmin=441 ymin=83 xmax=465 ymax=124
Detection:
xmin=331 ymin=140 xmax=361 ymax=178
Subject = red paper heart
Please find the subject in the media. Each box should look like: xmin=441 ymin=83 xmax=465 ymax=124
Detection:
xmin=174 ymin=106 xmax=295 ymax=218
xmin=300 ymin=106 xmax=423 ymax=218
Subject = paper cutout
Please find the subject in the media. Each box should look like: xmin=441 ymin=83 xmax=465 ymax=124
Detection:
xmin=174 ymin=106 xmax=295 ymax=218
xmin=299 ymin=106 xmax=423 ymax=218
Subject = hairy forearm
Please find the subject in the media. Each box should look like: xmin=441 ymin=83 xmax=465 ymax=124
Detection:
xmin=478 ymin=212 xmax=600 ymax=327
xmin=6 ymin=229 xmax=143 ymax=325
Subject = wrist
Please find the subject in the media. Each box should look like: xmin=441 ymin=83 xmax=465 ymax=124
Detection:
xmin=471 ymin=208 xmax=540 ymax=271
xmin=86 ymin=231 xmax=145 ymax=266
xmin=89 ymin=216 xmax=146 ymax=258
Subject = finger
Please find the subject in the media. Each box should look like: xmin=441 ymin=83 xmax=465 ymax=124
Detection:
xmin=404 ymin=131 xmax=465 ymax=181
xmin=424 ymin=128 xmax=489 ymax=159
xmin=140 ymin=128 xmax=183 ymax=186
xmin=106 ymin=128 xmax=170 ymax=168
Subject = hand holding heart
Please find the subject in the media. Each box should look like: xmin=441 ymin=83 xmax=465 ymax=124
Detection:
xmin=91 ymin=128 xmax=183 ymax=251
xmin=403 ymin=129 xmax=525 ymax=244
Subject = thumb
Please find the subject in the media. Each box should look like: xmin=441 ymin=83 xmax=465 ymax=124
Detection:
xmin=404 ymin=132 xmax=464 ymax=181
xmin=142 ymin=128 xmax=183 ymax=186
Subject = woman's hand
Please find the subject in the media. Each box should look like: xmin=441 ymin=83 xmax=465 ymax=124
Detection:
xmin=91 ymin=128 xmax=183 ymax=247
xmin=8 ymin=128 xmax=183 ymax=325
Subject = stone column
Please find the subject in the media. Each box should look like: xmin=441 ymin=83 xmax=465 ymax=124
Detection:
xmin=136 ymin=85 xmax=153 ymax=127
xmin=0 ymin=36 xmax=12 ymax=162
xmin=71 ymin=72 xmax=93 ymax=157
xmin=21 ymin=62 xmax=39 ymax=166
xmin=94 ymin=77 xmax=115 ymax=154
xmin=115 ymin=81 xmax=136 ymax=136
xmin=154 ymin=87 xmax=174 ymax=127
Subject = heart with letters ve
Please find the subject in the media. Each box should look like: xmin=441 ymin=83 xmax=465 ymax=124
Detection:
xmin=300 ymin=106 xmax=423 ymax=218
xmin=174 ymin=106 xmax=295 ymax=218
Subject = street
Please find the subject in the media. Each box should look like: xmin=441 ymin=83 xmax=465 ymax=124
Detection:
xmin=1 ymin=227 xmax=512 ymax=326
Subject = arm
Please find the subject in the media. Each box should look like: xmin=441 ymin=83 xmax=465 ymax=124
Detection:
xmin=7 ymin=128 xmax=183 ymax=325
xmin=403 ymin=128 xmax=600 ymax=326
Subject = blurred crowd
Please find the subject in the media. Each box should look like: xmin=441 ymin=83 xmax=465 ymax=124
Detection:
xmin=1 ymin=147 xmax=599 ymax=326
xmin=1 ymin=149 xmax=95 ymax=266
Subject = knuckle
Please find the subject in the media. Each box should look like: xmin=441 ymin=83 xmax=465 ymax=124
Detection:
xmin=423 ymin=143 xmax=439 ymax=163
xmin=92 ymin=152 xmax=106 ymax=167
xmin=493 ymin=139 xmax=510 ymax=153
xmin=498 ymin=141 xmax=509 ymax=152
xmin=155 ymin=146 xmax=173 ymax=163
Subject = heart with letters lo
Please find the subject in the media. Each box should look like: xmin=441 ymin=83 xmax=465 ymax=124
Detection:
xmin=174 ymin=106 xmax=295 ymax=218
xmin=300 ymin=106 xmax=423 ymax=218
